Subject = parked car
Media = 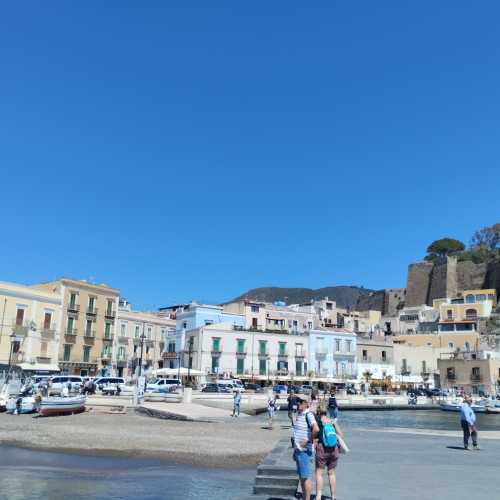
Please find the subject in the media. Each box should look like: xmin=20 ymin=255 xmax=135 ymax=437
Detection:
xmin=201 ymin=383 xmax=232 ymax=393
xmin=94 ymin=377 xmax=125 ymax=391
xmin=244 ymin=383 xmax=264 ymax=393
xmin=287 ymin=385 xmax=301 ymax=394
xmin=300 ymin=384 xmax=313 ymax=394
xmin=216 ymin=379 xmax=246 ymax=392
xmin=146 ymin=378 xmax=182 ymax=393
xmin=49 ymin=375 xmax=83 ymax=395
xmin=31 ymin=375 xmax=51 ymax=390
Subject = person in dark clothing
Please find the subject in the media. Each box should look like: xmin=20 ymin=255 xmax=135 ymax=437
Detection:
xmin=328 ymin=389 xmax=338 ymax=420
xmin=288 ymin=391 xmax=299 ymax=424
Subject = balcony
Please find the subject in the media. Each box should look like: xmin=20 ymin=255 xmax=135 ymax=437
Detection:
xmin=236 ymin=350 xmax=247 ymax=358
xmin=12 ymin=322 xmax=29 ymax=336
xmin=101 ymin=352 xmax=112 ymax=361
xmin=41 ymin=325 xmax=56 ymax=339
xmin=67 ymin=303 xmax=80 ymax=313
xmin=315 ymin=348 xmax=327 ymax=359
xmin=86 ymin=306 xmax=98 ymax=316
xmin=117 ymin=354 xmax=128 ymax=362
xmin=103 ymin=334 xmax=114 ymax=342
xmin=36 ymin=356 xmax=52 ymax=364
xmin=211 ymin=348 xmax=222 ymax=356
xmin=258 ymin=350 xmax=269 ymax=358
xmin=162 ymin=351 xmax=178 ymax=360
xmin=65 ymin=328 xmax=78 ymax=338
xmin=118 ymin=336 xmax=129 ymax=345
xmin=446 ymin=372 xmax=456 ymax=381
xmin=295 ymin=351 xmax=307 ymax=359
xmin=400 ymin=366 xmax=412 ymax=376
xmin=471 ymin=373 xmax=482 ymax=382
xmin=277 ymin=352 xmax=288 ymax=359
xmin=105 ymin=309 xmax=116 ymax=319
xmin=83 ymin=329 xmax=96 ymax=339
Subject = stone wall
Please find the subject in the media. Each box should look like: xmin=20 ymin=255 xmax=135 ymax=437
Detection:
xmin=484 ymin=259 xmax=500 ymax=299
xmin=405 ymin=262 xmax=433 ymax=307
xmin=384 ymin=288 xmax=406 ymax=316
xmin=428 ymin=260 xmax=449 ymax=304
xmin=356 ymin=290 xmax=385 ymax=312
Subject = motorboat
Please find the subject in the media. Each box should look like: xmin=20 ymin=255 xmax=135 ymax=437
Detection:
xmin=440 ymin=400 xmax=487 ymax=413
xmin=6 ymin=395 xmax=37 ymax=414
xmin=485 ymin=406 xmax=500 ymax=414
xmin=38 ymin=395 xmax=86 ymax=417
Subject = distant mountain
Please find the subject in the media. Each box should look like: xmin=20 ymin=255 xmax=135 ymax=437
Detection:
xmin=231 ymin=286 xmax=377 ymax=310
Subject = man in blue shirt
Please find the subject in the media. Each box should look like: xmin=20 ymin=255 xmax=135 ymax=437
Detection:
xmin=460 ymin=396 xmax=479 ymax=450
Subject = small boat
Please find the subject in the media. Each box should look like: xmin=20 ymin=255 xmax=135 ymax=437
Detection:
xmin=38 ymin=395 xmax=86 ymax=417
xmin=440 ymin=401 xmax=487 ymax=413
xmin=486 ymin=407 xmax=500 ymax=414
xmin=6 ymin=396 xmax=37 ymax=414
xmin=0 ymin=387 xmax=8 ymax=412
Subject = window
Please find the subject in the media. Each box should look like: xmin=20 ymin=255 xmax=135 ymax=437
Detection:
xmin=15 ymin=308 xmax=25 ymax=326
xmin=43 ymin=312 xmax=52 ymax=330
xmin=88 ymin=296 xmax=96 ymax=311
xmin=354 ymin=320 xmax=359 ymax=332
xmin=237 ymin=339 xmax=245 ymax=353
xmin=236 ymin=358 xmax=244 ymax=374
xmin=69 ymin=293 xmax=77 ymax=307
xmin=259 ymin=340 xmax=267 ymax=355
xmin=308 ymin=321 xmax=313 ymax=330
xmin=63 ymin=344 xmax=72 ymax=361
xmin=83 ymin=346 xmax=91 ymax=363
xmin=295 ymin=343 xmax=303 ymax=357
xmin=252 ymin=317 xmax=258 ymax=328
xmin=105 ymin=322 xmax=112 ymax=339
xmin=278 ymin=342 xmax=286 ymax=356
xmin=345 ymin=340 xmax=352 ymax=352
xmin=147 ymin=327 xmax=152 ymax=339
xmin=326 ymin=302 xmax=333 ymax=310
xmin=259 ymin=359 xmax=267 ymax=375
xmin=251 ymin=305 xmax=259 ymax=313
xmin=448 ymin=342 xmax=454 ymax=349
xmin=161 ymin=329 xmax=166 ymax=341
xmin=118 ymin=346 xmax=126 ymax=359
xmin=182 ymin=321 xmax=187 ymax=329
xmin=106 ymin=299 xmax=114 ymax=315
xmin=67 ymin=317 xmax=75 ymax=334
xmin=465 ymin=309 xmax=477 ymax=320
xmin=472 ymin=367 xmax=481 ymax=379
xmin=465 ymin=294 xmax=475 ymax=304
xmin=85 ymin=320 xmax=93 ymax=336
xmin=296 ymin=360 xmax=303 ymax=376
xmin=168 ymin=342 xmax=176 ymax=353
xmin=362 ymin=349 xmax=368 ymax=361
xmin=204 ymin=320 xmax=214 ymax=325
xmin=212 ymin=338 xmax=220 ymax=352
xmin=211 ymin=356 xmax=219 ymax=373
xmin=135 ymin=325 xmax=140 ymax=338
xmin=447 ymin=310 xmax=453 ymax=320
xmin=121 ymin=323 xmax=127 ymax=337
xmin=381 ymin=350 xmax=387 ymax=362
xmin=488 ymin=294 xmax=495 ymax=301
xmin=335 ymin=339 xmax=341 ymax=352
xmin=476 ymin=294 xmax=486 ymax=302
xmin=421 ymin=361 xmax=427 ymax=373
xmin=464 ymin=341 xmax=470 ymax=351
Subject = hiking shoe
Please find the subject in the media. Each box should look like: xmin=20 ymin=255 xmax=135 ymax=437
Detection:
xmin=473 ymin=446 xmax=480 ymax=451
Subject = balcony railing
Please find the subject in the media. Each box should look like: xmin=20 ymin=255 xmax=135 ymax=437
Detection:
xmin=12 ymin=322 xmax=29 ymax=336
xmin=446 ymin=372 xmax=456 ymax=380
xmin=400 ymin=366 xmax=412 ymax=376
xmin=101 ymin=352 xmax=112 ymax=360
xmin=105 ymin=309 xmax=116 ymax=319
xmin=36 ymin=356 xmax=52 ymax=364
xmin=41 ymin=325 xmax=56 ymax=339
xmin=118 ymin=336 xmax=129 ymax=344
xmin=65 ymin=328 xmax=78 ymax=336
xmin=258 ymin=350 xmax=269 ymax=357
xmin=86 ymin=306 xmax=98 ymax=316
xmin=84 ymin=330 xmax=96 ymax=338
xmin=471 ymin=374 xmax=482 ymax=382
xmin=103 ymin=334 xmax=114 ymax=341
xmin=67 ymin=303 xmax=80 ymax=313
xmin=117 ymin=354 xmax=128 ymax=362
xmin=211 ymin=348 xmax=222 ymax=355
xmin=295 ymin=351 xmax=306 ymax=358
xmin=278 ymin=352 xmax=288 ymax=358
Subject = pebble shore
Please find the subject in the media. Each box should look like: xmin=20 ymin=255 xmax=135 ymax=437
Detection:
xmin=0 ymin=410 xmax=282 ymax=468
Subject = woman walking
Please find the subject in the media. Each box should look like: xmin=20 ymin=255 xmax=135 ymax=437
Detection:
xmin=267 ymin=394 xmax=278 ymax=429
xmin=314 ymin=406 xmax=344 ymax=500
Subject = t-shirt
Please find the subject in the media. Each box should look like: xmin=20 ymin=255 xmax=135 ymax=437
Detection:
xmin=288 ymin=395 xmax=298 ymax=411
xmin=293 ymin=410 xmax=315 ymax=451
xmin=328 ymin=396 xmax=337 ymax=409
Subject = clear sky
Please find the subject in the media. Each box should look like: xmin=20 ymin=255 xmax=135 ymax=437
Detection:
xmin=1 ymin=2 xmax=499 ymax=309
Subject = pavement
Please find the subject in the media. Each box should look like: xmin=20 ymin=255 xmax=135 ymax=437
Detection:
xmin=251 ymin=427 xmax=500 ymax=500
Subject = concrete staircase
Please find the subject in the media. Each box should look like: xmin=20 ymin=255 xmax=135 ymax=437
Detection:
xmin=253 ymin=463 xmax=298 ymax=497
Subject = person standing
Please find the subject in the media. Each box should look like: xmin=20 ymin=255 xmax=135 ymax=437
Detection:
xmin=292 ymin=397 xmax=319 ymax=500
xmin=267 ymin=394 xmax=278 ymax=429
xmin=328 ymin=389 xmax=338 ymax=420
xmin=460 ymin=396 xmax=479 ymax=450
xmin=288 ymin=390 xmax=299 ymax=425
xmin=314 ymin=406 xmax=344 ymax=500
xmin=232 ymin=389 xmax=242 ymax=417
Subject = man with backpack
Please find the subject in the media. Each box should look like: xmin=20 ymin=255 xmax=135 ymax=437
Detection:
xmin=292 ymin=397 xmax=319 ymax=500
xmin=328 ymin=388 xmax=338 ymax=420
xmin=314 ymin=405 xmax=344 ymax=500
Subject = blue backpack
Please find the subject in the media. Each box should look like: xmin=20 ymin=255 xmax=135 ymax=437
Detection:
xmin=321 ymin=421 xmax=337 ymax=448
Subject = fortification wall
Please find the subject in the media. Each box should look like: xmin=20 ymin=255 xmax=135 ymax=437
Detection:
xmin=406 ymin=262 xmax=433 ymax=306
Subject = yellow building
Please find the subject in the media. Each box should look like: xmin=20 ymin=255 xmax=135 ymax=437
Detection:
xmin=32 ymin=279 xmax=120 ymax=377
xmin=0 ymin=281 xmax=62 ymax=377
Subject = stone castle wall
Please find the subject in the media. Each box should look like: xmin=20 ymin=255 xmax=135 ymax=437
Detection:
xmin=405 ymin=262 xmax=433 ymax=307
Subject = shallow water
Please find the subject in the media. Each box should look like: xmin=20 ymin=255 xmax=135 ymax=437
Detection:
xmin=0 ymin=446 xmax=255 ymax=500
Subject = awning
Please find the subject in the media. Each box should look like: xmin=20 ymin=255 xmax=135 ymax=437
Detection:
xmin=17 ymin=363 xmax=60 ymax=372
xmin=153 ymin=367 xmax=204 ymax=377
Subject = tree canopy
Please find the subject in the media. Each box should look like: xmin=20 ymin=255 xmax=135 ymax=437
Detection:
xmin=470 ymin=223 xmax=500 ymax=251
xmin=425 ymin=238 xmax=465 ymax=261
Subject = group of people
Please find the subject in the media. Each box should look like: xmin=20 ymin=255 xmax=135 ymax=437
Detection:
xmin=267 ymin=389 xmax=342 ymax=500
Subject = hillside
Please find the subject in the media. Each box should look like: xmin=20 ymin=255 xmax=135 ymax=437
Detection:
xmin=231 ymin=285 xmax=376 ymax=309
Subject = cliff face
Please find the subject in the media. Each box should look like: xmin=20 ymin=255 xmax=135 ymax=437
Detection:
xmin=406 ymin=257 xmax=499 ymax=307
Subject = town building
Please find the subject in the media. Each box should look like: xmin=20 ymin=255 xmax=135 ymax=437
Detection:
xmin=438 ymin=350 xmax=500 ymax=395
xmin=116 ymin=299 xmax=176 ymax=377
xmin=32 ymin=279 xmax=120 ymax=377
xmin=398 ymin=305 xmax=439 ymax=335
xmin=184 ymin=323 xmax=309 ymax=382
xmin=308 ymin=328 xmax=357 ymax=383
xmin=0 ymin=281 xmax=62 ymax=377
xmin=356 ymin=333 xmax=395 ymax=387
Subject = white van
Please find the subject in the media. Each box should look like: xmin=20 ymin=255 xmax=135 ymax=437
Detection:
xmin=216 ymin=379 xmax=245 ymax=392
xmin=49 ymin=375 xmax=83 ymax=394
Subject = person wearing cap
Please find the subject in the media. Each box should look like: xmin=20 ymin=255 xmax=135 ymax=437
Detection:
xmin=292 ymin=397 xmax=319 ymax=500
xmin=460 ymin=396 xmax=479 ymax=450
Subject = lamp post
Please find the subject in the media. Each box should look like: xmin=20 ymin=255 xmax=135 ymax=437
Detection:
xmin=5 ymin=332 xmax=19 ymax=383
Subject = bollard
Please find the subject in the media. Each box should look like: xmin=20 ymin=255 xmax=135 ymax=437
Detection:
xmin=182 ymin=387 xmax=193 ymax=404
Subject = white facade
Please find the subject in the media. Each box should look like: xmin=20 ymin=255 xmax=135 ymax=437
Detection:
xmin=185 ymin=323 xmax=309 ymax=380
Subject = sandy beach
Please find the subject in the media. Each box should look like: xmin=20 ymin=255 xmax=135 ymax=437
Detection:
xmin=0 ymin=410 xmax=282 ymax=468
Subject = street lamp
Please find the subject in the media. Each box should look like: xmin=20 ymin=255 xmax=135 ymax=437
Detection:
xmin=6 ymin=332 xmax=20 ymax=384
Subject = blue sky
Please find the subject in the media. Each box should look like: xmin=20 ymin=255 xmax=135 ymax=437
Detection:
xmin=1 ymin=2 xmax=499 ymax=309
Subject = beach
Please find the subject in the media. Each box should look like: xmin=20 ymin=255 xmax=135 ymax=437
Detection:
xmin=0 ymin=410 xmax=281 ymax=468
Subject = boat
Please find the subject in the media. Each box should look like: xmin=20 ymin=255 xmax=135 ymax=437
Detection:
xmin=485 ymin=406 xmax=500 ymax=414
xmin=0 ymin=386 xmax=8 ymax=412
xmin=38 ymin=395 xmax=86 ymax=417
xmin=6 ymin=396 xmax=37 ymax=414
xmin=439 ymin=401 xmax=487 ymax=413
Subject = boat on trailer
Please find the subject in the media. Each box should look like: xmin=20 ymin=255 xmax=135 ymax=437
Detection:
xmin=6 ymin=396 xmax=37 ymax=414
xmin=38 ymin=395 xmax=86 ymax=417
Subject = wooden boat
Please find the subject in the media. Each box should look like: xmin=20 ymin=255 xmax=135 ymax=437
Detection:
xmin=38 ymin=395 xmax=86 ymax=417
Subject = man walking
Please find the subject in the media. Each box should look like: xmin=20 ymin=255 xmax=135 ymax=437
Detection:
xmin=232 ymin=389 xmax=241 ymax=417
xmin=292 ymin=397 xmax=319 ymax=500
xmin=460 ymin=396 xmax=479 ymax=450
xmin=327 ymin=389 xmax=338 ymax=420
xmin=287 ymin=390 xmax=299 ymax=425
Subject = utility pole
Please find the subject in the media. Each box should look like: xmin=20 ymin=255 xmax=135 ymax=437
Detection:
xmin=138 ymin=322 xmax=146 ymax=378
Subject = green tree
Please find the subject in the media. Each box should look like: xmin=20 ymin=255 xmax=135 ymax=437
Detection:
xmin=470 ymin=223 xmax=500 ymax=251
xmin=425 ymin=238 xmax=465 ymax=261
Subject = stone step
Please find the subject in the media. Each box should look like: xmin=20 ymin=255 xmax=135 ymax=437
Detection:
xmin=255 ymin=475 xmax=298 ymax=487
xmin=253 ymin=484 xmax=298 ymax=497
xmin=257 ymin=465 xmax=297 ymax=477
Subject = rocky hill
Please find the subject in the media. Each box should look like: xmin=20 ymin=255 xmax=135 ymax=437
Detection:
xmin=231 ymin=285 xmax=376 ymax=309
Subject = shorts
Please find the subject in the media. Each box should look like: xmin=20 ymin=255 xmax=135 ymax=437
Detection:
xmin=315 ymin=443 xmax=340 ymax=470
xmin=328 ymin=408 xmax=338 ymax=419
xmin=293 ymin=449 xmax=313 ymax=479
xmin=268 ymin=408 xmax=275 ymax=418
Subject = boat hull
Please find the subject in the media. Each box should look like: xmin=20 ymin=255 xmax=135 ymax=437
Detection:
xmin=6 ymin=397 xmax=37 ymax=414
xmin=38 ymin=396 xmax=86 ymax=417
